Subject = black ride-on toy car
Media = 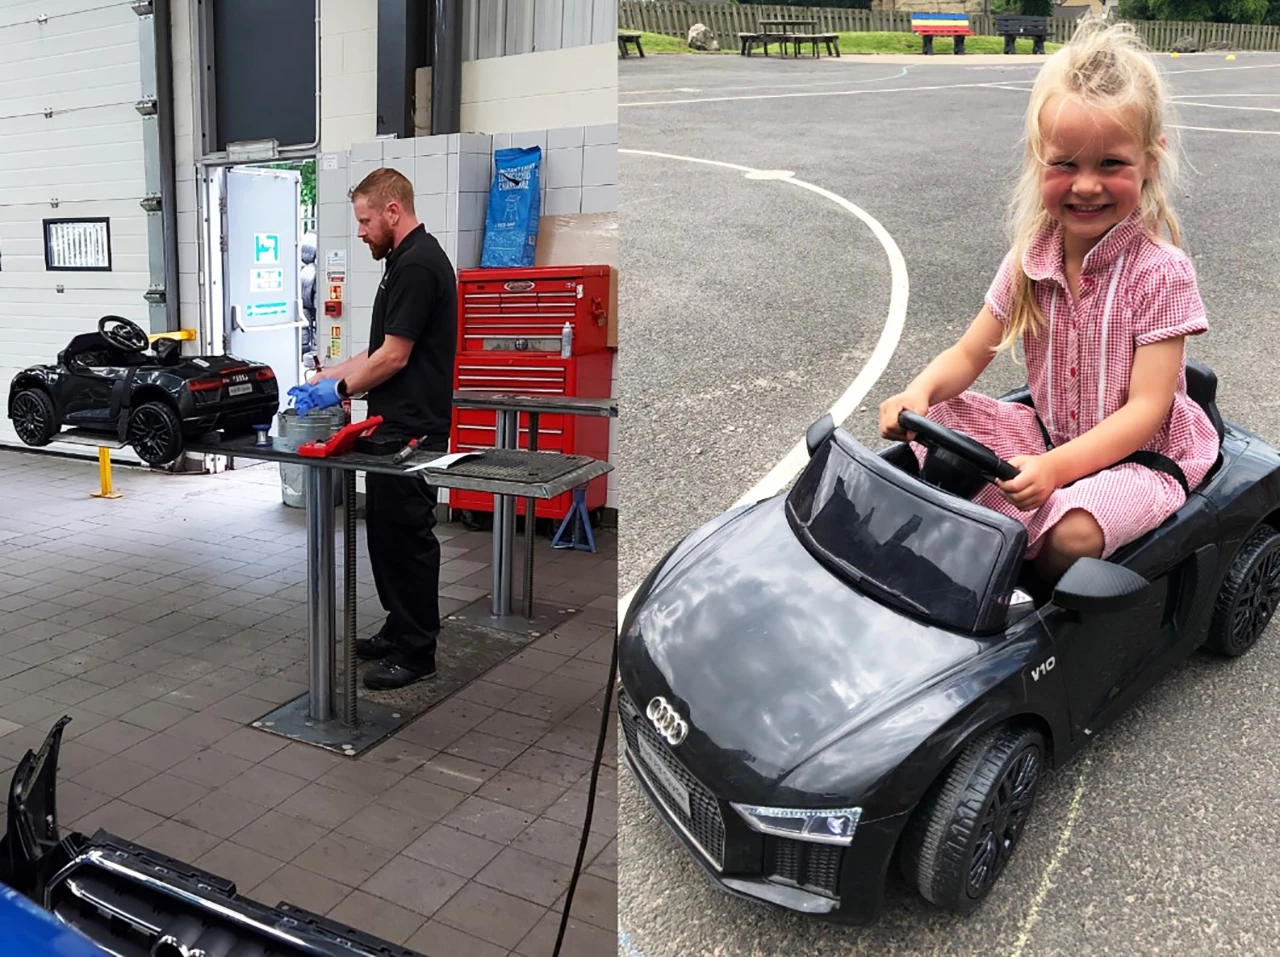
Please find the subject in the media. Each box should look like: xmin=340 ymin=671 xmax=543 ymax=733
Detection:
xmin=7 ymin=315 xmax=279 ymax=466
xmin=619 ymin=361 xmax=1280 ymax=922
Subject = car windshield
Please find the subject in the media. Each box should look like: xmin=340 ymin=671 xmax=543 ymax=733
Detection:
xmin=786 ymin=435 xmax=1025 ymax=633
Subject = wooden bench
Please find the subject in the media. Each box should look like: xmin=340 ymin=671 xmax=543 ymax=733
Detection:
xmin=786 ymin=32 xmax=842 ymax=57
xmin=741 ymin=31 xmax=840 ymax=57
xmin=994 ymin=14 xmax=1048 ymax=55
xmin=618 ymin=30 xmax=645 ymax=58
xmin=910 ymin=12 xmax=973 ymax=55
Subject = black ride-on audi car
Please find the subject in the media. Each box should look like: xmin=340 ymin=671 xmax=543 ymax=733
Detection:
xmin=7 ymin=315 xmax=279 ymax=466
xmin=619 ymin=361 xmax=1280 ymax=922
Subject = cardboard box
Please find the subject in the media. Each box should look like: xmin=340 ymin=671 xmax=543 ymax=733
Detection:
xmin=534 ymin=212 xmax=619 ymax=348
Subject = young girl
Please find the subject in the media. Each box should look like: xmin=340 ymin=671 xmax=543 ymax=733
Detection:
xmin=879 ymin=18 xmax=1219 ymax=582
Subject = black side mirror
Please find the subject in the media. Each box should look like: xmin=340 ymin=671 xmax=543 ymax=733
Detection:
xmin=1052 ymin=557 xmax=1149 ymax=615
xmin=806 ymin=413 xmax=835 ymax=457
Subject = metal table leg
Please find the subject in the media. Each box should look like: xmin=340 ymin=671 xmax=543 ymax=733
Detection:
xmin=305 ymin=465 xmax=336 ymax=721
xmin=491 ymin=409 xmax=518 ymax=616
xmin=524 ymin=412 xmax=539 ymax=620
xmin=341 ymin=470 xmax=358 ymax=727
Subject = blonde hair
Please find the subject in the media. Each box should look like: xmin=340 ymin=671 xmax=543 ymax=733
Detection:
xmin=998 ymin=16 xmax=1181 ymax=357
xmin=349 ymin=167 xmax=416 ymax=215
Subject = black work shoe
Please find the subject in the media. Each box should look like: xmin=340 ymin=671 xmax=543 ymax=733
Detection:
xmin=355 ymin=633 xmax=395 ymax=661
xmin=363 ymin=658 xmax=436 ymax=690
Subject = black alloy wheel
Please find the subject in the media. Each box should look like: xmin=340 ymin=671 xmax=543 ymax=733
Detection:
xmin=900 ymin=724 xmax=1045 ymax=913
xmin=966 ymin=744 xmax=1040 ymax=899
xmin=127 ymin=401 xmax=183 ymax=466
xmin=1205 ymin=526 xmax=1280 ymax=657
xmin=11 ymin=389 xmax=58 ymax=446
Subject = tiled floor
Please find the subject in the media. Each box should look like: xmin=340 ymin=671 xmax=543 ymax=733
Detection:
xmin=0 ymin=448 xmax=616 ymax=956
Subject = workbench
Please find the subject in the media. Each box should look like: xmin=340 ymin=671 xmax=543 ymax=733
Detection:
xmin=184 ymin=431 xmax=611 ymax=752
xmin=451 ymin=392 xmax=618 ymax=620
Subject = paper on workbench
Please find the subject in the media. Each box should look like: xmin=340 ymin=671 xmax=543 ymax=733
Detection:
xmin=407 ymin=451 xmax=483 ymax=472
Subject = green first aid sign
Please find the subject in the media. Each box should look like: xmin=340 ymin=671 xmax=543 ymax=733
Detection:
xmin=254 ymin=233 xmax=279 ymax=264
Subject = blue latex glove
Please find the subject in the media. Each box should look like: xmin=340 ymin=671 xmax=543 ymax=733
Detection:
xmin=289 ymin=379 xmax=341 ymax=417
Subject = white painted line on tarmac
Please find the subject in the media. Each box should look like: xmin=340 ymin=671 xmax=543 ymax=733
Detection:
xmin=621 ymin=87 xmax=703 ymax=95
xmin=1171 ymin=92 xmax=1280 ymax=97
xmin=1166 ymin=61 xmax=1280 ymax=75
xmin=1170 ymin=123 xmax=1280 ymax=135
xmin=1010 ymin=755 xmax=1094 ymax=957
xmin=616 ymin=148 xmax=909 ymax=621
xmin=623 ymin=68 xmax=913 ymax=98
xmin=1175 ymin=100 xmax=1280 ymax=113
xmin=621 ymin=79 xmax=1031 ymax=108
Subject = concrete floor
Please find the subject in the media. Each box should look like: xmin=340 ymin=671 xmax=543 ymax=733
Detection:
xmin=0 ymin=447 xmax=616 ymax=956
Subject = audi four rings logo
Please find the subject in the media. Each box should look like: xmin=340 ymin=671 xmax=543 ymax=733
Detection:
xmin=646 ymin=696 xmax=689 ymax=746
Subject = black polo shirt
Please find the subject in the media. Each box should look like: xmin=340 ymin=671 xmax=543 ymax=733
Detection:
xmin=366 ymin=225 xmax=456 ymax=442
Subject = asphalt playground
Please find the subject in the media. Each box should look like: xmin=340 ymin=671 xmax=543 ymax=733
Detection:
xmin=617 ymin=49 xmax=1280 ymax=956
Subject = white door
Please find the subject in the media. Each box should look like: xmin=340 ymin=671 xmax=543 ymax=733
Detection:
xmin=223 ymin=167 xmax=306 ymax=408
xmin=0 ymin=3 xmax=149 ymax=457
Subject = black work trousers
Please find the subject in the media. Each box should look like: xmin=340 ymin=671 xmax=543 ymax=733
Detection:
xmin=364 ymin=470 xmax=441 ymax=667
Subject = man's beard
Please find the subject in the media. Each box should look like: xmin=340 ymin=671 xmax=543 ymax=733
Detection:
xmin=366 ymin=236 xmax=391 ymax=260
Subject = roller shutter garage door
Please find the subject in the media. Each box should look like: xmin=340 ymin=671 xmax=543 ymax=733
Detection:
xmin=0 ymin=1 xmax=150 ymax=462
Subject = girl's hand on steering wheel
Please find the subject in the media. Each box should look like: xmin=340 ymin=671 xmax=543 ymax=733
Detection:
xmin=879 ymin=391 xmax=931 ymax=442
xmin=998 ymin=454 xmax=1061 ymax=511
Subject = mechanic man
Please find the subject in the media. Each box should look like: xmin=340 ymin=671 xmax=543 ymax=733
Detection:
xmin=289 ymin=168 xmax=456 ymax=690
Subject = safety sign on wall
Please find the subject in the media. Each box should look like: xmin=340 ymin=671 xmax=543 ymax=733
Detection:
xmin=329 ymin=324 xmax=342 ymax=359
xmin=254 ymin=233 xmax=280 ymax=264
xmin=325 ymin=248 xmax=346 ymax=283
xmin=249 ymin=268 xmax=284 ymax=292
xmin=246 ymin=301 xmax=289 ymax=319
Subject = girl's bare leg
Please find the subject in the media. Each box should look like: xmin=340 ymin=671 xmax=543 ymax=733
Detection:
xmin=1034 ymin=508 xmax=1105 ymax=582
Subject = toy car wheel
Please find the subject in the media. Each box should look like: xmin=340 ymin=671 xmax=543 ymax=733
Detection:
xmin=128 ymin=401 xmax=183 ymax=466
xmin=10 ymin=388 xmax=59 ymax=446
xmin=1204 ymin=526 xmax=1280 ymax=657
xmin=900 ymin=724 xmax=1044 ymax=913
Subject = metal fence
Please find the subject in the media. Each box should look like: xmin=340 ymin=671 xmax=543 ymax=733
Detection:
xmin=619 ymin=0 xmax=1280 ymax=51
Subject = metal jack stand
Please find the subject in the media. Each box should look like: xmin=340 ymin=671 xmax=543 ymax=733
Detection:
xmin=551 ymin=486 xmax=596 ymax=553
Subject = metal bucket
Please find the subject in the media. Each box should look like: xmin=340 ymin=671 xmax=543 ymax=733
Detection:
xmin=277 ymin=406 xmax=347 ymax=508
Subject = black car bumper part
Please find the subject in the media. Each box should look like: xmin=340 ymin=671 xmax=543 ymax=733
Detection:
xmin=0 ymin=718 xmax=414 ymax=957
xmin=619 ymin=690 xmax=906 ymax=923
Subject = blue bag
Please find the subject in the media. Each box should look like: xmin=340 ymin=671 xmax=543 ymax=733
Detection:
xmin=481 ymin=146 xmax=542 ymax=268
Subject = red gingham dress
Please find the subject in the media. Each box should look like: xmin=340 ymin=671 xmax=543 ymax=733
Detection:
xmin=920 ymin=211 xmax=1220 ymax=558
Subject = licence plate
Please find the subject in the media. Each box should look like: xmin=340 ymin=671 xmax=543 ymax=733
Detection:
xmin=228 ymin=383 xmax=252 ymax=396
xmin=638 ymin=735 xmax=691 ymax=817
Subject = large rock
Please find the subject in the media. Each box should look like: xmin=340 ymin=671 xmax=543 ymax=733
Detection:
xmin=1206 ymin=39 xmax=1233 ymax=51
xmin=1172 ymin=35 xmax=1199 ymax=53
xmin=687 ymin=23 xmax=720 ymax=51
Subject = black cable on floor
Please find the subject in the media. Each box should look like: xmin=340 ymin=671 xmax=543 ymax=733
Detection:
xmin=552 ymin=632 xmax=618 ymax=957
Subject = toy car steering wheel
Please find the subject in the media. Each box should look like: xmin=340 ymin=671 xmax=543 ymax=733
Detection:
xmin=98 ymin=315 xmax=149 ymax=354
xmin=899 ymin=410 xmax=1020 ymax=483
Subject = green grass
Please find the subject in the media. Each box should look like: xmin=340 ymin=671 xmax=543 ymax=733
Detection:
xmin=634 ymin=31 xmax=733 ymax=54
xmin=631 ymin=30 xmax=1062 ymax=56
xmin=834 ymin=31 xmax=1063 ymax=55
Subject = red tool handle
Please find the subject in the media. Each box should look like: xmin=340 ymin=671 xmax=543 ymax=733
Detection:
xmin=297 ymin=416 xmax=384 ymax=458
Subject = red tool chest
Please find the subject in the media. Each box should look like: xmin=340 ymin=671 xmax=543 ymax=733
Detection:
xmin=449 ymin=265 xmax=614 ymax=521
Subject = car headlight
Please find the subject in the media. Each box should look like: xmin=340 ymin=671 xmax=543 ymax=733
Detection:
xmin=730 ymin=803 xmax=862 ymax=846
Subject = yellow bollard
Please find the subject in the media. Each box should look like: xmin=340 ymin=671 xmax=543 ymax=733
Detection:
xmin=1170 ymin=51 xmax=1179 ymax=58
xmin=91 ymin=447 xmax=122 ymax=500
xmin=1227 ymin=54 xmax=1236 ymax=60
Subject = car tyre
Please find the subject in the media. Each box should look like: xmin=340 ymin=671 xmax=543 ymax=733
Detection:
xmin=1204 ymin=526 xmax=1280 ymax=657
xmin=900 ymin=724 xmax=1044 ymax=913
xmin=10 ymin=388 xmax=59 ymax=446
xmin=127 ymin=400 xmax=184 ymax=466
